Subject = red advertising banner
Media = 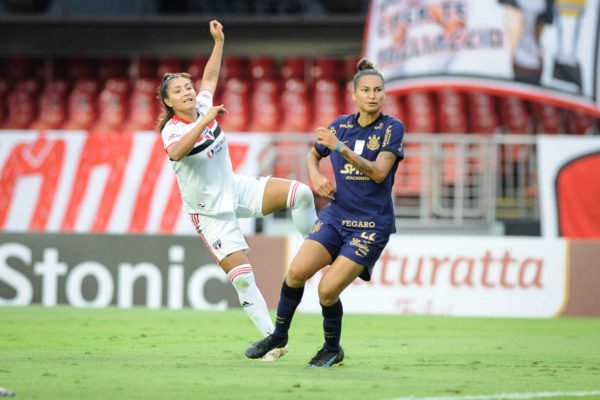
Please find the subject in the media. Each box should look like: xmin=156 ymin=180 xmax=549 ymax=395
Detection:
xmin=0 ymin=131 xmax=271 ymax=234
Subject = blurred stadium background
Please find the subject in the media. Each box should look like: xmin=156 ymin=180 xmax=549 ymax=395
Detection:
xmin=1 ymin=0 xmax=600 ymax=318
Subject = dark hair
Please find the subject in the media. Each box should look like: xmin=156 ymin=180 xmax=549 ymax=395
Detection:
xmin=352 ymin=59 xmax=384 ymax=91
xmin=157 ymin=72 xmax=194 ymax=132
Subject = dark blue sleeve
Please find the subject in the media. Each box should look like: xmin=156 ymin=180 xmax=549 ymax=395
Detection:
xmin=381 ymin=119 xmax=405 ymax=161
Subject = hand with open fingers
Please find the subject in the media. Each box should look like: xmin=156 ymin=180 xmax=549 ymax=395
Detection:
xmin=210 ymin=20 xmax=224 ymax=42
xmin=315 ymin=126 xmax=339 ymax=152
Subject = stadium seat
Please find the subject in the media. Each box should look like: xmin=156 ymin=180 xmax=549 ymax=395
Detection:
xmin=67 ymin=57 xmax=95 ymax=80
xmin=250 ymin=56 xmax=276 ymax=79
xmin=157 ymin=57 xmax=183 ymax=77
xmin=311 ymin=57 xmax=341 ymax=81
xmin=281 ymin=57 xmax=307 ymax=81
xmin=31 ymin=90 xmax=68 ymax=129
xmin=63 ymin=90 xmax=97 ymax=130
xmin=565 ymin=109 xmax=596 ymax=135
xmin=187 ymin=56 xmax=209 ymax=79
xmin=249 ymin=76 xmax=282 ymax=132
xmin=99 ymin=58 xmax=128 ymax=80
xmin=312 ymin=77 xmax=342 ymax=129
xmin=532 ymin=103 xmax=562 ymax=134
xmin=124 ymin=91 xmax=159 ymax=132
xmin=219 ymin=77 xmax=251 ymax=132
xmin=130 ymin=57 xmax=158 ymax=80
xmin=467 ymin=92 xmax=499 ymax=134
xmin=222 ymin=56 xmax=248 ymax=80
xmin=2 ymin=91 xmax=37 ymax=129
xmin=405 ymin=91 xmax=436 ymax=133
xmin=91 ymin=89 xmax=128 ymax=134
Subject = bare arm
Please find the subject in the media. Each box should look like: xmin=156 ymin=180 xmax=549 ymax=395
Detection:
xmin=166 ymin=105 xmax=228 ymax=161
xmin=200 ymin=20 xmax=224 ymax=95
xmin=307 ymin=147 xmax=336 ymax=200
xmin=315 ymin=126 xmax=398 ymax=184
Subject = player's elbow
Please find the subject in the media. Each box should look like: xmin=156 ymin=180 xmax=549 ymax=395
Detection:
xmin=371 ymin=171 xmax=387 ymax=184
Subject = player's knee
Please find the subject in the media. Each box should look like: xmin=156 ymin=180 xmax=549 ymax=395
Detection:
xmin=317 ymin=284 xmax=339 ymax=306
xmin=286 ymin=268 xmax=308 ymax=287
xmin=291 ymin=181 xmax=314 ymax=208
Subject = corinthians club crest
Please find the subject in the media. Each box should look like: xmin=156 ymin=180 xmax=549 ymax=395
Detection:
xmin=367 ymin=134 xmax=380 ymax=151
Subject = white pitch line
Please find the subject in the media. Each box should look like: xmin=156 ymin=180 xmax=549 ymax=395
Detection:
xmin=390 ymin=390 xmax=600 ymax=400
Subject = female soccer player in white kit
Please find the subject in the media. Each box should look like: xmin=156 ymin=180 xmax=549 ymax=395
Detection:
xmin=157 ymin=20 xmax=316 ymax=356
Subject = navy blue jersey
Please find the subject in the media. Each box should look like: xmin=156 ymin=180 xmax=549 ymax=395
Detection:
xmin=314 ymin=112 xmax=404 ymax=234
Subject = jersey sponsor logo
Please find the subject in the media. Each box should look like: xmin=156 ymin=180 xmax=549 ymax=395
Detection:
xmin=340 ymin=164 xmax=371 ymax=180
xmin=329 ymin=126 xmax=337 ymax=135
xmin=340 ymin=164 xmax=362 ymax=175
xmin=367 ymin=134 xmax=381 ymax=151
xmin=207 ymin=135 xmax=226 ymax=159
xmin=374 ymin=122 xmax=384 ymax=130
xmin=342 ymin=220 xmax=376 ymax=228
xmin=212 ymin=239 xmax=222 ymax=250
xmin=340 ymin=122 xmax=354 ymax=128
xmin=383 ymin=126 xmax=392 ymax=147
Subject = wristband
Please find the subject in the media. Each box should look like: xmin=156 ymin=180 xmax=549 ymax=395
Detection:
xmin=335 ymin=142 xmax=342 ymax=153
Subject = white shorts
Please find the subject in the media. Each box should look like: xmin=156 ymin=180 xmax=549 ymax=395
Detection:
xmin=189 ymin=174 xmax=269 ymax=263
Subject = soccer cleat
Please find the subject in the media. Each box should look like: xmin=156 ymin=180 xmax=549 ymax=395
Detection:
xmin=307 ymin=346 xmax=344 ymax=367
xmin=245 ymin=334 xmax=288 ymax=359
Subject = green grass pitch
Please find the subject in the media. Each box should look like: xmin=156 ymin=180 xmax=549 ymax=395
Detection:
xmin=1 ymin=306 xmax=599 ymax=400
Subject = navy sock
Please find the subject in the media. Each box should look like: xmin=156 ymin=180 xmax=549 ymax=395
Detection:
xmin=321 ymin=300 xmax=343 ymax=351
xmin=273 ymin=281 xmax=304 ymax=339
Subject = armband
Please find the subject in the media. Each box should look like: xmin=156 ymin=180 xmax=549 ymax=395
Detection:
xmin=335 ymin=142 xmax=342 ymax=153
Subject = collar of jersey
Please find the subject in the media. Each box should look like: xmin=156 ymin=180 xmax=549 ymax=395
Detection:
xmin=172 ymin=114 xmax=194 ymax=124
xmin=353 ymin=112 xmax=384 ymax=128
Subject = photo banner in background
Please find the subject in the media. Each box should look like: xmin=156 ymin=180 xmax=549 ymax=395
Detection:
xmin=289 ymin=234 xmax=568 ymax=317
xmin=363 ymin=0 xmax=600 ymax=114
xmin=0 ymin=131 xmax=271 ymax=235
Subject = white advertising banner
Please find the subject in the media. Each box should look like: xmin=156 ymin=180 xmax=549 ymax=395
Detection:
xmin=538 ymin=135 xmax=600 ymax=237
xmin=0 ymin=131 xmax=271 ymax=235
xmin=290 ymin=234 xmax=568 ymax=317
xmin=363 ymin=0 xmax=600 ymax=114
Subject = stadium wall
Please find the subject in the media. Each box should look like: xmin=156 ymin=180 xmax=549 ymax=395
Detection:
xmin=1 ymin=232 xmax=598 ymax=317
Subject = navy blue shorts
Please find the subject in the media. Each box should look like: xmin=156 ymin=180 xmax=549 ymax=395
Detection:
xmin=307 ymin=217 xmax=390 ymax=281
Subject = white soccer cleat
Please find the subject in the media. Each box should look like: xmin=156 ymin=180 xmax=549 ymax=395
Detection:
xmin=261 ymin=346 xmax=288 ymax=362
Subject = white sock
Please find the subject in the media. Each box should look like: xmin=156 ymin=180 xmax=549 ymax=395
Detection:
xmin=227 ymin=264 xmax=274 ymax=337
xmin=287 ymin=181 xmax=317 ymax=237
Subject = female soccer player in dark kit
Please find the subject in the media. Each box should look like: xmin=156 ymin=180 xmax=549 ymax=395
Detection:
xmin=245 ymin=59 xmax=405 ymax=366
xmin=157 ymin=20 xmax=317 ymax=360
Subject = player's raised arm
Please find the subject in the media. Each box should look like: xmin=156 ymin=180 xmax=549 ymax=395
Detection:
xmin=200 ymin=20 xmax=224 ymax=95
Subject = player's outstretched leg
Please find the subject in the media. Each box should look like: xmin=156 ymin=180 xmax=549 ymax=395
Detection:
xmin=307 ymin=346 xmax=344 ymax=367
xmin=245 ymin=334 xmax=288 ymax=360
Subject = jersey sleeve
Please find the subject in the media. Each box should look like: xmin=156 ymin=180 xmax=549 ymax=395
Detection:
xmin=196 ymin=89 xmax=214 ymax=115
xmin=381 ymin=119 xmax=405 ymax=161
xmin=161 ymin=121 xmax=183 ymax=149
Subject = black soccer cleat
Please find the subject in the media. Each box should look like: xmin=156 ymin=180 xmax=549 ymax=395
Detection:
xmin=245 ymin=334 xmax=288 ymax=359
xmin=307 ymin=346 xmax=344 ymax=367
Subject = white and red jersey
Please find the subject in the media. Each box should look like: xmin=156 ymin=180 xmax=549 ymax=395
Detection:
xmin=161 ymin=89 xmax=235 ymax=215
